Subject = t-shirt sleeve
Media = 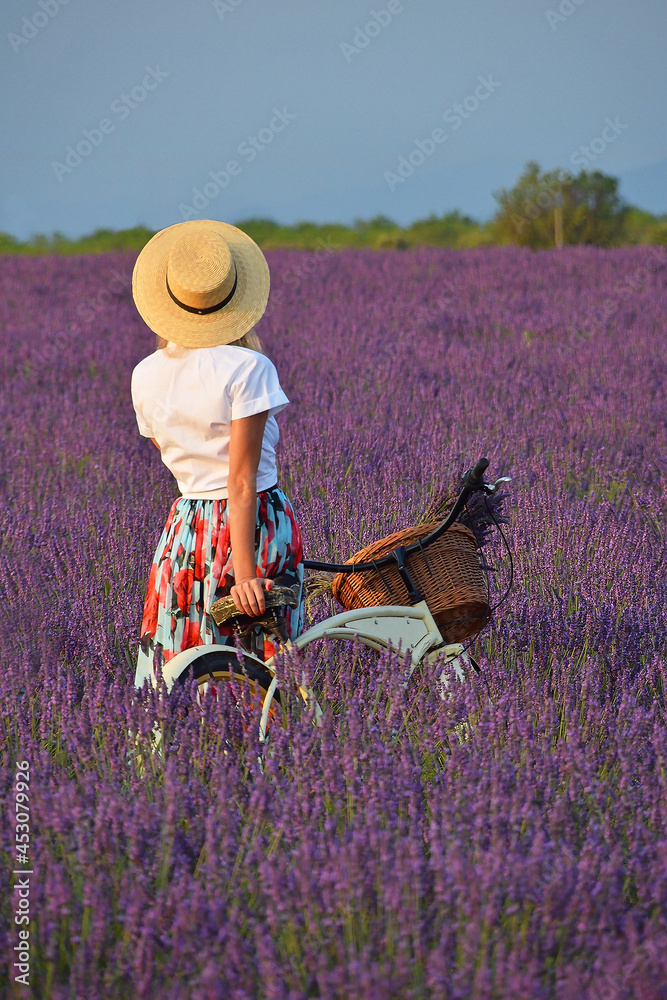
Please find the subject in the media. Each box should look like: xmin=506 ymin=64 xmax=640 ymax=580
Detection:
xmin=131 ymin=367 xmax=153 ymax=437
xmin=230 ymin=353 xmax=289 ymax=421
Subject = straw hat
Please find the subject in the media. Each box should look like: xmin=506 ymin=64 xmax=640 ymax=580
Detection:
xmin=132 ymin=220 xmax=270 ymax=348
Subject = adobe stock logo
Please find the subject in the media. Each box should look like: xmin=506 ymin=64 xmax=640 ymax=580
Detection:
xmin=569 ymin=116 xmax=628 ymax=170
xmin=178 ymin=107 xmax=296 ymax=221
xmin=262 ymin=237 xmax=340 ymax=321
xmin=213 ymin=0 xmax=245 ymax=19
xmin=15 ymin=265 xmax=130 ymax=391
xmin=50 ymin=66 xmax=169 ymax=182
xmin=340 ymin=1 xmax=407 ymax=63
xmin=545 ymin=0 xmax=587 ymax=30
xmin=7 ymin=0 xmax=72 ymax=54
xmin=384 ymin=74 xmax=501 ymax=191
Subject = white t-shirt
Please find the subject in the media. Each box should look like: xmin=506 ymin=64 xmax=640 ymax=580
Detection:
xmin=130 ymin=342 xmax=289 ymax=499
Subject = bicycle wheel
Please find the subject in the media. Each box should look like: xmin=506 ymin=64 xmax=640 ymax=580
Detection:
xmin=180 ymin=647 xmax=282 ymax=735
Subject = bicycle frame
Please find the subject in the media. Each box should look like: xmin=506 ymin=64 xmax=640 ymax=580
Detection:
xmin=280 ymin=600 xmax=461 ymax=674
xmin=146 ymin=599 xmax=470 ymax=746
xmin=259 ymin=599 xmax=471 ymax=742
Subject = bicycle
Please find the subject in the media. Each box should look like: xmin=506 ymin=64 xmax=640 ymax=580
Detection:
xmin=134 ymin=457 xmax=510 ymax=754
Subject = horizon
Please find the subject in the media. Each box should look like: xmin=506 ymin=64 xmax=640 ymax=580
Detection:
xmin=3 ymin=185 xmax=666 ymax=245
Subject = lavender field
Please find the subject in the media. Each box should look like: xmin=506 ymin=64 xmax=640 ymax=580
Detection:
xmin=1 ymin=244 xmax=666 ymax=999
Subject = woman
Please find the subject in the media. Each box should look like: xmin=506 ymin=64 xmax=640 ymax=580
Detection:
xmin=130 ymin=220 xmax=304 ymax=689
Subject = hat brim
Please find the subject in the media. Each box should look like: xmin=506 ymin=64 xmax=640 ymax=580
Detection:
xmin=132 ymin=220 xmax=270 ymax=348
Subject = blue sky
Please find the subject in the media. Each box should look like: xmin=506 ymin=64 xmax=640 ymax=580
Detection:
xmin=1 ymin=0 xmax=665 ymax=239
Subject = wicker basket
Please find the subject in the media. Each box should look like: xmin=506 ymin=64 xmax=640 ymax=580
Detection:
xmin=331 ymin=521 xmax=489 ymax=644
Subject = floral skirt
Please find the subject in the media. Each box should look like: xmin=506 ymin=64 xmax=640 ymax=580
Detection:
xmin=134 ymin=485 xmax=304 ymax=688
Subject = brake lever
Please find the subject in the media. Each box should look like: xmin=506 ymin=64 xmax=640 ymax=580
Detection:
xmin=482 ymin=476 xmax=512 ymax=495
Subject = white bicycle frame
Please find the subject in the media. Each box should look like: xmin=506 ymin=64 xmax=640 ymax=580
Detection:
xmin=149 ymin=599 xmax=472 ymax=745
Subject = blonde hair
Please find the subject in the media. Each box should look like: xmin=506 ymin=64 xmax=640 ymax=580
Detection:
xmin=154 ymin=327 xmax=264 ymax=354
xmin=231 ymin=327 xmax=264 ymax=354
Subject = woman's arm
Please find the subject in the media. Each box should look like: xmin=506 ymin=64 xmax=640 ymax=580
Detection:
xmin=227 ymin=410 xmax=273 ymax=616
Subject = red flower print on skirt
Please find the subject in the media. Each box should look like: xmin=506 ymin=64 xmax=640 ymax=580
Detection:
xmin=173 ymin=567 xmax=194 ymax=614
xmin=141 ymin=562 xmax=159 ymax=637
xmin=193 ymin=516 xmax=208 ymax=581
xmin=159 ymin=557 xmax=172 ymax=605
xmin=134 ymin=487 xmax=305 ymax=688
xmin=182 ymin=618 xmax=201 ymax=649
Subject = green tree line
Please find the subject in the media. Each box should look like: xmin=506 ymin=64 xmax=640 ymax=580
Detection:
xmin=2 ymin=163 xmax=665 ymax=254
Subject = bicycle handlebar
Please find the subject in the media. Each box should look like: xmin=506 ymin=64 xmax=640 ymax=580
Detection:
xmin=465 ymin=457 xmax=489 ymax=489
xmin=303 ymin=456 xmax=490 ymax=574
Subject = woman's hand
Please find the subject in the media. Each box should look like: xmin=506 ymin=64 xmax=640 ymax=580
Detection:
xmin=230 ymin=576 xmax=274 ymax=617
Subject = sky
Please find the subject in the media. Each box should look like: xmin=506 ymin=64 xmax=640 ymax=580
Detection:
xmin=1 ymin=0 xmax=665 ymax=240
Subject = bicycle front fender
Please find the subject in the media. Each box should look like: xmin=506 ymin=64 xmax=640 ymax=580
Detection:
xmin=291 ymin=602 xmax=444 ymax=667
